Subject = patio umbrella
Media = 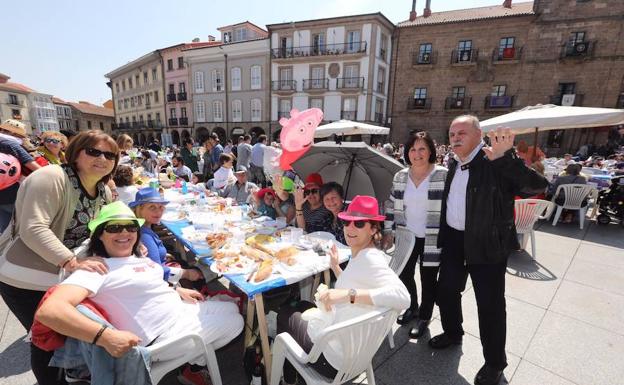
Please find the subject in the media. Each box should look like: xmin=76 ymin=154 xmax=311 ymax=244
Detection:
xmin=480 ymin=104 xmax=624 ymax=158
xmin=291 ymin=141 xmax=404 ymax=202
xmin=314 ymin=120 xmax=390 ymax=139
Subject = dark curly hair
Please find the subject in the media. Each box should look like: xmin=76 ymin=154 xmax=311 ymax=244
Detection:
xmin=113 ymin=164 xmax=134 ymax=187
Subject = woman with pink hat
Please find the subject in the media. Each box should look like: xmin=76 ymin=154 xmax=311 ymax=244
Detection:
xmin=276 ymin=195 xmax=410 ymax=385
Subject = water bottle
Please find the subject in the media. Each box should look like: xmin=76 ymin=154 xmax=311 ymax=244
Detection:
xmin=181 ymin=180 xmax=188 ymax=194
xmin=199 ymin=192 xmax=206 ymax=208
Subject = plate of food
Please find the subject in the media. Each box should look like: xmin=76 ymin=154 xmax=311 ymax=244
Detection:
xmin=210 ymin=255 xmax=255 ymax=275
xmin=205 ymin=232 xmax=231 ymax=250
xmin=161 ymin=210 xmax=187 ymax=222
xmin=245 ymin=234 xmax=275 ymax=245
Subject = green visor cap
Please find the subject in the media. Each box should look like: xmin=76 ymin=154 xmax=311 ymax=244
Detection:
xmin=88 ymin=201 xmax=145 ymax=234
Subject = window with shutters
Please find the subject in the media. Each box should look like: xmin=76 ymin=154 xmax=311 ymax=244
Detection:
xmin=231 ymin=67 xmax=241 ymax=91
xmin=251 ymin=65 xmax=261 ymax=89
xmin=213 ymin=101 xmax=223 ymax=122
xmin=251 ymin=99 xmax=261 ymax=121
xmin=195 ymin=101 xmax=206 ymax=122
xmin=232 ymin=100 xmax=242 ymax=122
xmin=212 ymin=70 xmax=223 ymax=92
xmin=195 ymin=71 xmax=205 ymax=93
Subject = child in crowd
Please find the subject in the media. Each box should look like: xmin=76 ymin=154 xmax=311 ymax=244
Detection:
xmin=213 ymin=153 xmax=236 ymax=190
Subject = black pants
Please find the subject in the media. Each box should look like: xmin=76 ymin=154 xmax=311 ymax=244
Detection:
xmin=276 ymin=301 xmax=338 ymax=383
xmin=398 ymin=237 xmax=440 ymax=320
xmin=436 ymin=228 xmax=508 ymax=370
xmin=0 ymin=281 xmax=66 ymax=385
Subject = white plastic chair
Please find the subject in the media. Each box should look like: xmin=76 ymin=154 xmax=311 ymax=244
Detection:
xmin=514 ymin=199 xmax=555 ymax=259
xmin=385 ymin=226 xmax=415 ymax=348
xmin=147 ymin=333 xmax=222 ymax=385
xmin=551 ymin=184 xmax=597 ymax=229
xmin=270 ymin=308 xmax=398 ymax=385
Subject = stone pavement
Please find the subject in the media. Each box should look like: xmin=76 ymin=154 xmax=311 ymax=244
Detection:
xmin=1 ymin=218 xmax=622 ymax=385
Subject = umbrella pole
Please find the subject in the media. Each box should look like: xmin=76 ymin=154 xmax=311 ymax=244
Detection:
xmin=343 ymin=153 xmax=357 ymax=203
xmin=532 ymin=127 xmax=538 ymax=160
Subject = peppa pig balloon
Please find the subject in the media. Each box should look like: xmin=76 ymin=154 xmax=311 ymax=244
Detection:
xmin=0 ymin=153 xmax=21 ymax=190
xmin=278 ymin=108 xmax=323 ymax=170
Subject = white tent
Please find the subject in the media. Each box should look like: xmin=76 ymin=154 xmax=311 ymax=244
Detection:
xmin=314 ymin=120 xmax=390 ymax=138
xmin=480 ymin=104 xmax=624 ymax=134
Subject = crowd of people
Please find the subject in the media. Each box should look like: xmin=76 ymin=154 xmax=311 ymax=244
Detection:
xmin=0 ymin=114 xmax=623 ymax=385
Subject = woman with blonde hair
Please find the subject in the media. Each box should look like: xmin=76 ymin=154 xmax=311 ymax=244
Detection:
xmin=38 ymin=131 xmax=67 ymax=164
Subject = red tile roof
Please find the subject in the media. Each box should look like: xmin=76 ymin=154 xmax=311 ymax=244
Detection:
xmin=52 ymin=97 xmax=70 ymax=105
xmin=0 ymin=81 xmax=36 ymax=94
xmin=397 ymin=1 xmax=534 ymax=27
xmin=68 ymin=101 xmax=114 ymax=118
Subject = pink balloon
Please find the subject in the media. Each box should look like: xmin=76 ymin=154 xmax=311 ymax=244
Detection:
xmin=0 ymin=153 xmax=21 ymax=190
xmin=278 ymin=108 xmax=323 ymax=170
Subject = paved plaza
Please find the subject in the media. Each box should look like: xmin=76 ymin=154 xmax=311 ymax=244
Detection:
xmin=1 ymin=218 xmax=623 ymax=385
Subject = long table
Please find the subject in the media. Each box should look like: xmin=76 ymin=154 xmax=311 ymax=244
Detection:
xmin=161 ymin=216 xmax=349 ymax=382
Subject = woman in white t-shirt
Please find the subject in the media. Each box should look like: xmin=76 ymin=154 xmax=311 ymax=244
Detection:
xmin=35 ymin=201 xmax=243 ymax=372
xmin=276 ymin=195 xmax=409 ymax=385
xmin=213 ymin=153 xmax=236 ymax=190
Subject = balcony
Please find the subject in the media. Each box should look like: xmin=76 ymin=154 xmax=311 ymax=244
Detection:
xmin=550 ymin=94 xmax=584 ymax=106
xmin=407 ymin=98 xmax=432 ymax=110
xmin=169 ymin=118 xmax=179 ymax=126
xmin=445 ymin=96 xmax=472 ymax=110
xmin=374 ymin=112 xmax=384 ymax=124
xmin=302 ymin=78 xmax=329 ymax=92
xmin=147 ymin=120 xmax=154 ymax=128
xmin=341 ymin=110 xmax=357 ymax=120
xmin=272 ymin=80 xmax=297 ymax=93
xmin=6 ymin=97 xmax=24 ymax=106
xmin=562 ymin=41 xmax=594 ymax=58
xmin=492 ymin=47 xmax=523 ymax=62
xmin=271 ymin=41 xmax=367 ymax=59
xmin=451 ymin=49 xmax=479 ymax=64
xmin=485 ymin=95 xmax=515 ymax=109
xmin=336 ymin=77 xmax=364 ymax=91
xmin=177 ymin=92 xmax=187 ymax=101
xmin=167 ymin=93 xmax=176 ymax=102
xmin=145 ymin=102 xmax=151 ymax=109
xmin=179 ymin=117 xmax=189 ymax=126
xmin=412 ymin=51 xmax=437 ymax=65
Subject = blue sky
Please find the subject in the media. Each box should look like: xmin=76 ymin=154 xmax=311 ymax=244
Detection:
xmin=0 ymin=0 xmax=508 ymax=105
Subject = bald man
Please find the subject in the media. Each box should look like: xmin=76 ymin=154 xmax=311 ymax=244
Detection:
xmin=431 ymin=115 xmax=548 ymax=385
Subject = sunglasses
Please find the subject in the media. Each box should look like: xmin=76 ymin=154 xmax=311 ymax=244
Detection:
xmin=85 ymin=147 xmax=117 ymax=161
xmin=45 ymin=138 xmax=61 ymax=144
xmin=103 ymin=224 xmax=139 ymax=233
xmin=340 ymin=219 xmax=369 ymax=229
xmin=303 ymin=188 xmax=319 ymax=196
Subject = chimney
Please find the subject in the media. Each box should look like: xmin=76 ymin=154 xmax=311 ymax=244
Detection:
xmin=192 ymin=37 xmax=200 ymax=43
xmin=409 ymin=0 xmax=417 ymax=21
xmin=423 ymin=0 xmax=432 ymax=17
xmin=0 ymin=73 xmax=9 ymax=84
xmin=503 ymin=0 xmax=512 ymax=8
xmin=208 ymin=35 xmax=216 ymax=42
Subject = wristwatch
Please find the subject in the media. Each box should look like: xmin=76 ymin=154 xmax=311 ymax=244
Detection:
xmin=349 ymin=288 xmax=357 ymax=304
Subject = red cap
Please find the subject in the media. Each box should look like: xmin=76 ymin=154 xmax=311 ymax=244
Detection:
xmin=337 ymin=195 xmax=385 ymax=222
xmin=305 ymin=173 xmax=323 ymax=187
xmin=256 ymin=187 xmax=276 ymax=200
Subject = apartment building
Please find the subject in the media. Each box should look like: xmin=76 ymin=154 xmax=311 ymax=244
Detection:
xmin=390 ymin=0 xmax=624 ymax=153
xmin=53 ymin=97 xmax=74 ymax=131
xmin=105 ymin=51 xmax=165 ymax=145
xmin=0 ymin=73 xmax=33 ymax=134
xmin=28 ymin=92 xmax=59 ymax=134
xmin=185 ymin=22 xmax=270 ymax=143
xmin=267 ymin=13 xmax=394 ymax=138
xmin=68 ymin=101 xmax=115 ymax=134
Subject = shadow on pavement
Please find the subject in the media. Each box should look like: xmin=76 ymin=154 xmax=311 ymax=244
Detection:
xmin=506 ymin=250 xmax=557 ymax=281
xmin=0 ymin=336 xmax=31 ymax=378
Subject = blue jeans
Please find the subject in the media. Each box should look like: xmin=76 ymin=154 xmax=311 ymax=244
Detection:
xmin=0 ymin=204 xmax=14 ymax=234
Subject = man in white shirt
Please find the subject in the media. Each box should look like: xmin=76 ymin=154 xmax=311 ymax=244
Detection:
xmin=432 ymin=115 xmax=548 ymax=385
xmin=250 ymin=134 xmax=267 ymax=187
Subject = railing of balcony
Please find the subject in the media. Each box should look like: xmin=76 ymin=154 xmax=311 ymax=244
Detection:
xmin=169 ymin=118 xmax=179 ymax=126
xmin=272 ymin=80 xmax=297 ymax=91
xmin=179 ymin=117 xmax=189 ymax=126
xmin=302 ymin=78 xmax=329 ymax=91
xmin=550 ymin=94 xmax=584 ymax=106
xmin=451 ymin=49 xmax=479 ymax=64
xmin=374 ymin=112 xmax=384 ymax=124
xmin=407 ymin=98 xmax=432 ymax=110
xmin=445 ymin=96 xmax=472 ymax=110
xmin=412 ymin=51 xmax=437 ymax=65
xmin=336 ymin=77 xmax=364 ymax=89
xmin=271 ymin=41 xmax=367 ymax=59
xmin=167 ymin=94 xmax=176 ymax=102
xmin=485 ymin=95 xmax=515 ymax=109
xmin=492 ymin=46 xmax=523 ymax=62
xmin=177 ymin=92 xmax=187 ymax=101
xmin=341 ymin=110 xmax=357 ymax=120
xmin=562 ymin=41 xmax=594 ymax=58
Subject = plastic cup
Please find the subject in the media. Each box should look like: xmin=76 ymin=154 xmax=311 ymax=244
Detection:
xmin=291 ymin=228 xmax=304 ymax=244
xmin=276 ymin=217 xmax=287 ymax=228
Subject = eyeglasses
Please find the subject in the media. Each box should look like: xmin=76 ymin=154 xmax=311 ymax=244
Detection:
xmin=45 ymin=138 xmax=61 ymax=144
xmin=303 ymin=188 xmax=320 ymax=197
xmin=85 ymin=147 xmax=117 ymax=161
xmin=103 ymin=224 xmax=139 ymax=233
xmin=340 ymin=219 xmax=369 ymax=229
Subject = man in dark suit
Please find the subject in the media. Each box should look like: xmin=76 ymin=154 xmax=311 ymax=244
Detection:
xmin=430 ymin=115 xmax=548 ymax=385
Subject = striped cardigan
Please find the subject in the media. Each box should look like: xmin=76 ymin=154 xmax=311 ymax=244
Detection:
xmin=384 ymin=165 xmax=448 ymax=266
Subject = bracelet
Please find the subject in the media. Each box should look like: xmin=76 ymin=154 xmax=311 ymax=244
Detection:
xmin=61 ymin=257 xmax=75 ymax=269
xmin=296 ymin=209 xmax=303 ymax=212
xmin=92 ymin=324 xmax=108 ymax=345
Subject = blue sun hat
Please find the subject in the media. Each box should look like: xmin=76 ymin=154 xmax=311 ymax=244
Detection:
xmin=128 ymin=187 xmax=169 ymax=208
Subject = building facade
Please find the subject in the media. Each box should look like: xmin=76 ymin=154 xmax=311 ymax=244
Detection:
xmin=28 ymin=92 xmax=59 ymax=134
xmin=68 ymin=101 xmax=114 ymax=134
xmin=53 ymin=97 xmax=74 ymax=132
xmin=0 ymin=73 xmax=33 ymax=134
xmin=390 ymin=0 xmax=624 ymax=154
xmin=105 ymin=51 xmax=166 ymax=145
xmin=185 ymin=22 xmax=270 ymax=144
xmin=267 ymin=13 xmax=394 ymax=139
